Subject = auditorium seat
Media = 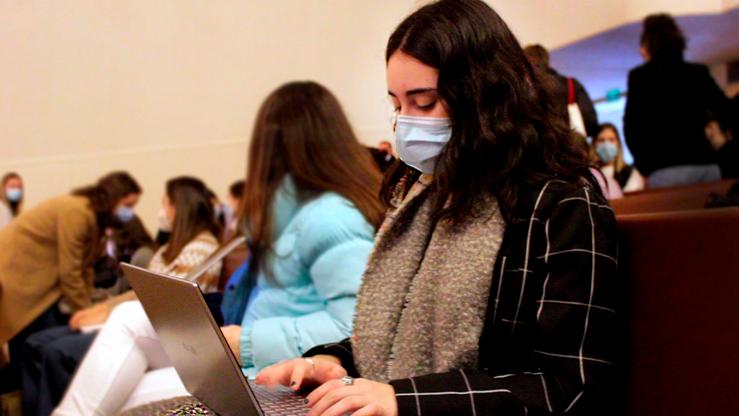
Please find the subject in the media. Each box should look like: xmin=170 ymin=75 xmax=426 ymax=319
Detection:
xmin=612 ymin=179 xmax=735 ymax=215
xmin=617 ymin=207 xmax=739 ymax=415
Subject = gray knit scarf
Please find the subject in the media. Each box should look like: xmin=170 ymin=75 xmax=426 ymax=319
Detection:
xmin=353 ymin=176 xmax=505 ymax=382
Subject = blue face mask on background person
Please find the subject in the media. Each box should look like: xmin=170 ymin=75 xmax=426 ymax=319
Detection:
xmin=5 ymin=188 xmax=22 ymax=202
xmin=596 ymin=141 xmax=619 ymax=164
xmin=115 ymin=206 xmax=135 ymax=223
xmin=395 ymin=115 xmax=452 ymax=174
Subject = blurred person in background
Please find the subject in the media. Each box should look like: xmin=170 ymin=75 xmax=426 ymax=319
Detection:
xmin=223 ymin=179 xmax=245 ymax=240
xmin=624 ymin=13 xmax=731 ymax=188
xmin=93 ymin=215 xmax=154 ymax=294
xmin=704 ymin=94 xmax=739 ymax=179
xmin=0 ymin=172 xmax=24 ymax=228
xmin=592 ymin=123 xmax=646 ymax=192
xmin=524 ymin=44 xmax=599 ymax=139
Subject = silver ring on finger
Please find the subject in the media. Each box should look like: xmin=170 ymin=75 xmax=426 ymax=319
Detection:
xmin=340 ymin=376 xmax=354 ymax=386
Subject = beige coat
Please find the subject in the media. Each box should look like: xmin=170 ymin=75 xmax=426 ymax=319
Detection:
xmin=0 ymin=195 xmax=98 ymax=342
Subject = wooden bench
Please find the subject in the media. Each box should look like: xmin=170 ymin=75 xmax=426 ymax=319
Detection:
xmin=612 ymin=179 xmax=735 ymax=215
xmin=617 ymin=208 xmax=739 ymax=415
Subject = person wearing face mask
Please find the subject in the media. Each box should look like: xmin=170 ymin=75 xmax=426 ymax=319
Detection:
xmin=592 ymin=123 xmax=645 ymax=192
xmin=258 ymin=1 xmax=619 ymax=415
xmin=17 ymin=177 xmax=221 ymax=416
xmin=0 ymin=171 xmax=141 ymax=389
xmin=0 ymin=172 xmax=24 ymax=229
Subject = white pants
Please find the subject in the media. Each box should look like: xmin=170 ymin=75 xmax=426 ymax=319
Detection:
xmin=53 ymin=301 xmax=189 ymax=416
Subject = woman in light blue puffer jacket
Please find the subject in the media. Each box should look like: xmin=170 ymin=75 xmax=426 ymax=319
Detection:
xmin=236 ymin=174 xmax=377 ymax=376
xmin=54 ymin=81 xmax=386 ymax=415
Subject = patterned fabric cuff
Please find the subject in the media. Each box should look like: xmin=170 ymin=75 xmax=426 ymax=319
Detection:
xmin=239 ymin=325 xmax=254 ymax=368
xmin=388 ymin=378 xmax=419 ymax=416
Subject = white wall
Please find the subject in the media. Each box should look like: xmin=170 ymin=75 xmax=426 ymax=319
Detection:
xmin=0 ymin=0 xmax=414 ymax=231
xmin=483 ymin=0 xmax=733 ymax=49
xmin=2 ymin=0 xmax=734 ymax=232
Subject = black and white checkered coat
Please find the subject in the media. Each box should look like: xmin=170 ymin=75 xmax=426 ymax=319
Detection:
xmin=306 ymin=180 xmax=620 ymax=415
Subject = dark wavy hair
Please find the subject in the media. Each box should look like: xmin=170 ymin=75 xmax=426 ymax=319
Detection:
xmin=162 ymin=176 xmax=222 ymax=264
xmin=640 ymin=13 xmax=686 ymax=58
xmin=383 ymin=0 xmax=595 ymax=221
xmin=73 ymin=171 xmax=142 ymax=229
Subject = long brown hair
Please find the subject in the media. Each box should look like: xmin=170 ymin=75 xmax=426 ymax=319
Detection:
xmin=73 ymin=171 xmax=142 ymax=229
xmin=241 ymin=81 xmax=385 ymax=261
xmin=69 ymin=171 xmax=140 ymax=269
xmin=162 ymin=177 xmax=222 ymax=264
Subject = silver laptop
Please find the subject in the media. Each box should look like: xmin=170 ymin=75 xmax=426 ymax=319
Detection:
xmin=122 ymin=262 xmax=307 ymax=416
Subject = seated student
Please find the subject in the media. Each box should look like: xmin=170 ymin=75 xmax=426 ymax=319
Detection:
xmin=20 ymin=176 xmax=221 ymax=416
xmin=53 ymin=81 xmax=385 ymax=415
xmin=93 ymin=214 xmax=154 ymax=294
xmin=705 ymin=96 xmax=739 ymax=179
xmin=592 ymin=123 xmax=646 ymax=192
xmin=256 ymin=1 xmax=620 ymax=415
xmin=0 ymin=171 xmax=141 ymax=362
xmin=0 ymin=172 xmax=24 ymax=229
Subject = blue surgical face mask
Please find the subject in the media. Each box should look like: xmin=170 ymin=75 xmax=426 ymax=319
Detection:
xmin=395 ymin=115 xmax=452 ymax=174
xmin=115 ymin=206 xmax=135 ymax=223
xmin=596 ymin=141 xmax=619 ymax=164
xmin=5 ymin=188 xmax=22 ymax=202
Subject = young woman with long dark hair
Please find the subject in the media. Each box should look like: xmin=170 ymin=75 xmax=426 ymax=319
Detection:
xmin=257 ymin=1 xmax=619 ymax=415
xmin=53 ymin=81 xmax=386 ymax=415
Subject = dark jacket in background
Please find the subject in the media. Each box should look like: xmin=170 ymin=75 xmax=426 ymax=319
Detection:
xmin=717 ymin=139 xmax=739 ymax=179
xmin=623 ymin=52 xmax=730 ymax=176
xmin=548 ymin=69 xmax=600 ymax=138
xmin=368 ymin=147 xmax=397 ymax=173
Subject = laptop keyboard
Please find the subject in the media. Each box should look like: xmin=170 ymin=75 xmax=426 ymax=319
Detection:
xmin=249 ymin=380 xmax=308 ymax=416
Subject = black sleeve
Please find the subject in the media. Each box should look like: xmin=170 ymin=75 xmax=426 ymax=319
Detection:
xmin=698 ymin=65 xmax=731 ymax=128
xmin=623 ymin=70 xmax=645 ymax=172
xmin=389 ymin=187 xmax=620 ymax=415
xmin=574 ymin=78 xmax=599 ymax=138
xmin=303 ymin=338 xmax=360 ymax=377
